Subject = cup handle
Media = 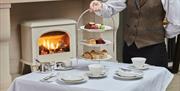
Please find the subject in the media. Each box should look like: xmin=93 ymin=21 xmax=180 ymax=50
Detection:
xmin=56 ymin=62 xmax=65 ymax=68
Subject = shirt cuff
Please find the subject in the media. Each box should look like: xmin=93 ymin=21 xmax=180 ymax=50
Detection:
xmin=95 ymin=3 xmax=112 ymax=18
xmin=166 ymin=23 xmax=180 ymax=38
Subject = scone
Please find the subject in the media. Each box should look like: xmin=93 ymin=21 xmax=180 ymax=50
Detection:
xmin=100 ymin=53 xmax=107 ymax=59
xmin=101 ymin=49 xmax=108 ymax=55
xmin=87 ymin=39 xmax=96 ymax=44
xmin=90 ymin=50 xmax=96 ymax=54
xmin=90 ymin=51 xmax=97 ymax=59
xmin=82 ymin=52 xmax=93 ymax=59
xmin=101 ymin=49 xmax=108 ymax=58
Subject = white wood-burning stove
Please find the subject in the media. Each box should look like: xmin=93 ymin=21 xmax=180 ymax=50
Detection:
xmin=20 ymin=19 xmax=76 ymax=72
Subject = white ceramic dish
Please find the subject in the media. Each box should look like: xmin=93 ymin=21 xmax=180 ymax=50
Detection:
xmin=88 ymin=64 xmax=104 ymax=73
xmin=114 ymin=73 xmax=143 ymax=80
xmin=80 ymin=25 xmax=112 ymax=32
xmin=128 ymin=64 xmax=150 ymax=70
xmin=114 ymin=69 xmax=143 ymax=80
xmin=54 ymin=66 xmax=73 ymax=71
xmin=61 ymin=75 xmax=83 ymax=81
xmin=61 ymin=78 xmax=87 ymax=84
xmin=86 ymin=71 xmax=107 ymax=78
xmin=80 ymin=39 xmax=112 ymax=47
xmin=58 ymin=74 xmax=88 ymax=84
xmin=131 ymin=57 xmax=147 ymax=68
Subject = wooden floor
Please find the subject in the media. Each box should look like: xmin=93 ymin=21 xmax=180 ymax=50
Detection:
xmin=167 ymin=71 xmax=180 ymax=91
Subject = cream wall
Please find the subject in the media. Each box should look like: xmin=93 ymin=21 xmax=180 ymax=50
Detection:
xmin=0 ymin=3 xmax=12 ymax=91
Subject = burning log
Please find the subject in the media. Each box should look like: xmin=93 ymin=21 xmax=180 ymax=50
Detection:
xmin=39 ymin=45 xmax=49 ymax=55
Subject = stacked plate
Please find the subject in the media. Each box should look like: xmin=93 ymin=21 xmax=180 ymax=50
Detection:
xmin=54 ymin=66 xmax=73 ymax=71
xmin=86 ymin=71 xmax=107 ymax=78
xmin=128 ymin=64 xmax=150 ymax=70
xmin=114 ymin=68 xmax=143 ymax=80
xmin=58 ymin=73 xmax=88 ymax=84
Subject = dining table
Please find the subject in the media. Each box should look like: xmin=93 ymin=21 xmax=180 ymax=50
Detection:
xmin=8 ymin=59 xmax=174 ymax=91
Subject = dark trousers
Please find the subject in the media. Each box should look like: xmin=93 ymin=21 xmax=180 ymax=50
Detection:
xmin=123 ymin=42 xmax=168 ymax=68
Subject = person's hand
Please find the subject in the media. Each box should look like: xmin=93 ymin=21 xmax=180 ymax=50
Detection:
xmin=89 ymin=0 xmax=102 ymax=12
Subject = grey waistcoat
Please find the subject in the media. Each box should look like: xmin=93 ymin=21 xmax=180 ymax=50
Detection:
xmin=123 ymin=0 xmax=166 ymax=48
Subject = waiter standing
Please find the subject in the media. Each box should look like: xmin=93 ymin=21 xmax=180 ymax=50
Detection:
xmin=89 ymin=0 xmax=180 ymax=68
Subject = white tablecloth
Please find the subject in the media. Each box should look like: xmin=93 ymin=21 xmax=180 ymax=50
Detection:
xmin=8 ymin=59 xmax=174 ymax=91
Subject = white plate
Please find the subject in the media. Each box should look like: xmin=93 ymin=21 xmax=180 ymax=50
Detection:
xmin=54 ymin=67 xmax=73 ymax=71
xmin=81 ymin=54 xmax=112 ymax=61
xmin=80 ymin=25 xmax=112 ymax=32
xmin=114 ymin=73 xmax=143 ymax=80
xmin=80 ymin=40 xmax=112 ymax=47
xmin=61 ymin=78 xmax=87 ymax=84
xmin=86 ymin=71 xmax=107 ymax=78
xmin=128 ymin=64 xmax=150 ymax=70
xmin=114 ymin=69 xmax=143 ymax=80
xmin=62 ymin=75 xmax=83 ymax=81
xmin=58 ymin=74 xmax=88 ymax=84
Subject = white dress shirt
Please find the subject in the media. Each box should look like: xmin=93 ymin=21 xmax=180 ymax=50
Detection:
xmin=96 ymin=0 xmax=180 ymax=38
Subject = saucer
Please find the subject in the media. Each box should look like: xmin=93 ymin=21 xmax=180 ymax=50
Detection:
xmin=61 ymin=75 xmax=83 ymax=81
xmin=128 ymin=64 xmax=150 ymax=70
xmin=59 ymin=74 xmax=88 ymax=84
xmin=114 ymin=69 xmax=143 ymax=80
xmin=86 ymin=71 xmax=107 ymax=78
xmin=54 ymin=66 xmax=73 ymax=71
xmin=114 ymin=73 xmax=143 ymax=80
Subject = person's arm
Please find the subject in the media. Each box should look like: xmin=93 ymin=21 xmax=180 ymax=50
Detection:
xmin=162 ymin=0 xmax=180 ymax=38
xmin=90 ymin=0 xmax=126 ymax=18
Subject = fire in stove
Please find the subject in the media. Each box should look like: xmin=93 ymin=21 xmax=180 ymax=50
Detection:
xmin=38 ymin=31 xmax=70 ymax=55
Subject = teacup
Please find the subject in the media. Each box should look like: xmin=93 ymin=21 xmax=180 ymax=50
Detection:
xmin=131 ymin=57 xmax=146 ymax=68
xmin=56 ymin=61 xmax=72 ymax=68
xmin=88 ymin=64 xmax=105 ymax=76
xmin=63 ymin=61 xmax=72 ymax=67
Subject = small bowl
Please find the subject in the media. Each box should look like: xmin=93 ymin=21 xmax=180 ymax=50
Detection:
xmin=88 ymin=64 xmax=104 ymax=76
xmin=131 ymin=57 xmax=146 ymax=68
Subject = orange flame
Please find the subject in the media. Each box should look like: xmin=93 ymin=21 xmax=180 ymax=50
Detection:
xmin=38 ymin=33 xmax=70 ymax=55
xmin=38 ymin=35 xmax=65 ymax=50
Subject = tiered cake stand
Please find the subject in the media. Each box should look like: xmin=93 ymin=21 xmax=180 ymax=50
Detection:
xmin=76 ymin=9 xmax=116 ymax=63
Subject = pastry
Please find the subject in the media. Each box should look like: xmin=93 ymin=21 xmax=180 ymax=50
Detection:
xmin=91 ymin=52 xmax=98 ymax=59
xmin=85 ymin=22 xmax=98 ymax=29
xmin=96 ymin=38 xmax=106 ymax=44
xmin=84 ymin=22 xmax=105 ymax=29
xmin=102 ymin=49 xmax=108 ymax=56
xmin=86 ymin=39 xmax=96 ymax=44
xmin=101 ymin=49 xmax=108 ymax=58
xmin=102 ymin=49 xmax=108 ymax=54
xmin=96 ymin=24 xmax=105 ymax=29
xmin=90 ymin=50 xmax=96 ymax=53
xmin=82 ymin=52 xmax=93 ymax=59
xmin=101 ymin=53 xmax=107 ymax=59
xmin=86 ymin=38 xmax=106 ymax=44
xmin=82 ymin=49 xmax=108 ymax=59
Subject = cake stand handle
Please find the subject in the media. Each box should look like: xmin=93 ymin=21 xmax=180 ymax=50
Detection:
xmin=77 ymin=9 xmax=90 ymax=30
